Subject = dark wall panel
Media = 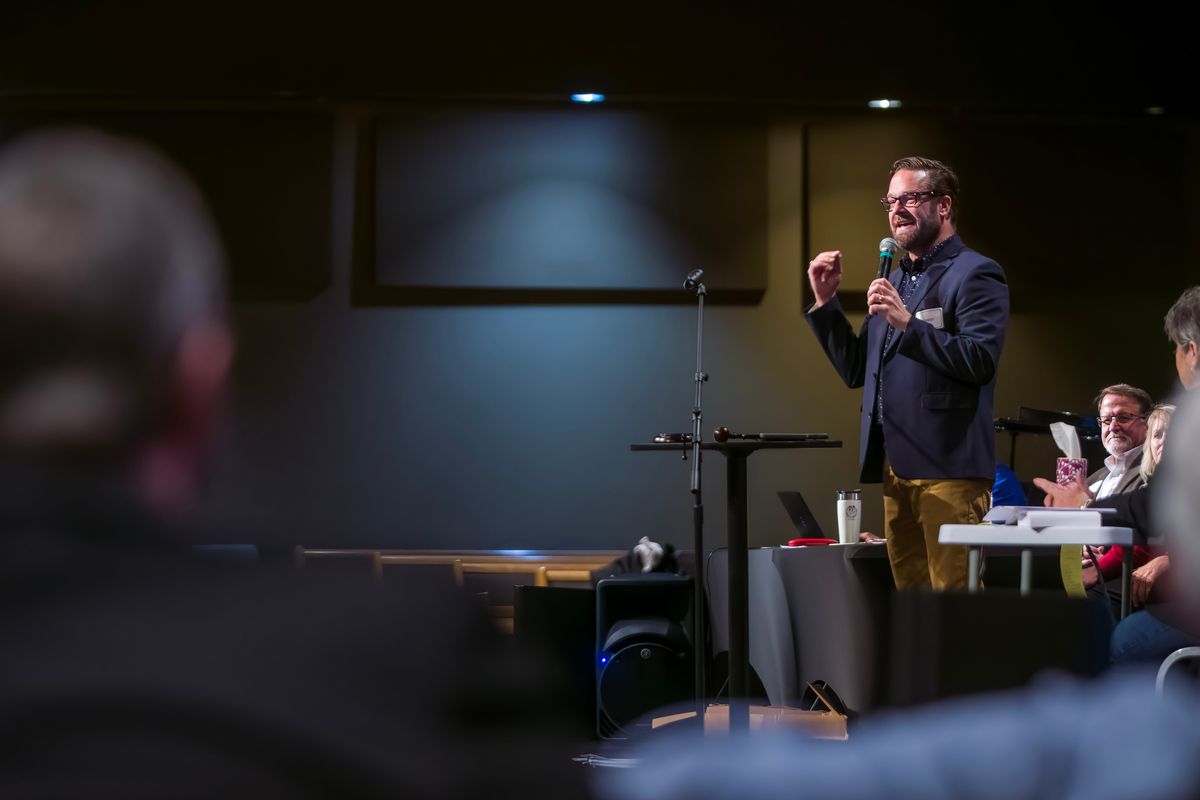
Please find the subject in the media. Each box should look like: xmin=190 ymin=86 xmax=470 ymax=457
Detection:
xmin=0 ymin=111 xmax=334 ymax=301
xmin=373 ymin=107 xmax=767 ymax=302
xmin=805 ymin=116 xmax=1190 ymax=312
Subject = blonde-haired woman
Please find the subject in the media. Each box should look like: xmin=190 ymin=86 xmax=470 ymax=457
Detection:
xmin=1140 ymin=403 xmax=1176 ymax=480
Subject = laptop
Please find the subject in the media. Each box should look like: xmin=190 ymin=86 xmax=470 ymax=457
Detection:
xmin=777 ymin=490 xmax=825 ymax=539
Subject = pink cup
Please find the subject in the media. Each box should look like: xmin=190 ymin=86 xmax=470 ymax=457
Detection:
xmin=1056 ymin=457 xmax=1088 ymax=487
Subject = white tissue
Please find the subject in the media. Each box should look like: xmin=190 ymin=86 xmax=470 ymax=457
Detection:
xmin=1050 ymin=421 xmax=1081 ymax=459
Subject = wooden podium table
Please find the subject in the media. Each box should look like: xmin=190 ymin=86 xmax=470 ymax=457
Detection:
xmin=631 ymin=439 xmax=841 ymax=733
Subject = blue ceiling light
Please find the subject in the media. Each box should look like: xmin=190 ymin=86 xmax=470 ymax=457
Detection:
xmin=868 ymin=99 xmax=902 ymax=109
xmin=571 ymin=93 xmax=607 ymax=104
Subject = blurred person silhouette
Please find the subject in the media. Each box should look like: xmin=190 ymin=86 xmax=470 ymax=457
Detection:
xmin=596 ymin=393 xmax=1200 ymax=800
xmin=0 ymin=129 xmax=587 ymax=798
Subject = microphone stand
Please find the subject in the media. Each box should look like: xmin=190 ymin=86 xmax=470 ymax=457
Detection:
xmin=684 ymin=273 xmax=708 ymax=723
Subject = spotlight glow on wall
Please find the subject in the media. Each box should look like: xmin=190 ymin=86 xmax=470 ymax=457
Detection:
xmin=571 ymin=93 xmax=607 ymax=104
xmin=868 ymin=99 xmax=902 ymax=109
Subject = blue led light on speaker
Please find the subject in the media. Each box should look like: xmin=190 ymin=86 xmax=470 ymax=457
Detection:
xmin=571 ymin=93 xmax=606 ymax=104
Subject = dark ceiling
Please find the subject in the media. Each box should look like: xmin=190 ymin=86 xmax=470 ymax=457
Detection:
xmin=1 ymin=1 xmax=1191 ymax=117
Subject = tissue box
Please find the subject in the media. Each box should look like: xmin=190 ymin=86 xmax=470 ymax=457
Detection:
xmin=1055 ymin=457 xmax=1088 ymax=486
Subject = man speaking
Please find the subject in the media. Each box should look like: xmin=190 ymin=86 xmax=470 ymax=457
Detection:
xmin=805 ymin=157 xmax=1010 ymax=590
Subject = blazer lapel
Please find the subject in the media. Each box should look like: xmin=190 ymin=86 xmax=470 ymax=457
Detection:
xmin=883 ymin=239 xmax=962 ymax=358
xmin=1115 ymin=465 xmax=1145 ymax=494
xmin=903 ymin=261 xmax=950 ymax=320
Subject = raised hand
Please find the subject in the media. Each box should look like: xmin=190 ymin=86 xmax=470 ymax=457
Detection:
xmin=807 ymin=250 xmax=843 ymax=308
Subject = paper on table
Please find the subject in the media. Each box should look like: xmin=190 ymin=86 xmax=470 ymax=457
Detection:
xmin=985 ymin=505 xmax=1115 ymax=525
xmin=1018 ymin=510 xmax=1102 ymax=529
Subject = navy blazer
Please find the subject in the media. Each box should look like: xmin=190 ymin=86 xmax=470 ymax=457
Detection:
xmin=806 ymin=237 xmax=1009 ymax=483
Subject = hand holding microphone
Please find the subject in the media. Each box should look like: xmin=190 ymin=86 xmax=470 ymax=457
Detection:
xmin=867 ymin=277 xmax=911 ymax=329
xmin=867 ymin=237 xmax=911 ymax=329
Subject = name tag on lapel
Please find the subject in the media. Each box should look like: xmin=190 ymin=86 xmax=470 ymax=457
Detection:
xmin=915 ymin=307 xmax=945 ymax=329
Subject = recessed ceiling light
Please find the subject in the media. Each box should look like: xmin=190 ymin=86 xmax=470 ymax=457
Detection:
xmin=868 ymin=99 xmax=902 ymax=110
xmin=571 ymin=93 xmax=606 ymax=104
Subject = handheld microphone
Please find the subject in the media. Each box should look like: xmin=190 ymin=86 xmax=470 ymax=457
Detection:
xmin=877 ymin=238 xmax=900 ymax=280
xmin=683 ymin=269 xmax=704 ymax=290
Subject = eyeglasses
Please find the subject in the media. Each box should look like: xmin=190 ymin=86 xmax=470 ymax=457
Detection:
xmin=1098 ymin=413 xmax=1147 ymax=427
xmin=880 ymin=191 xmax=943 ymax=211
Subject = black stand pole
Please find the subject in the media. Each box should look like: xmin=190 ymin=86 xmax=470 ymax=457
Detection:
xmin=684 ymin=270 xmax=707 ymax=722
xmin=630 ymin=439 xmax=845 ymax=734
xmin=724 ymin=450 xmax=749 ymax=733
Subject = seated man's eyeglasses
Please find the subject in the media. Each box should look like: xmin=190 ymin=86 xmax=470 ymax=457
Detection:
xmin=880 ymin=191 xmax=943 ymax=211
xmin=1098 ymin=413 xmax=1147 ymax=427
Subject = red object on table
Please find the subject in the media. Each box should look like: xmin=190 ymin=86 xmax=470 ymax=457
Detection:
xmin=787 ymin=537 xmax=838 ymax=547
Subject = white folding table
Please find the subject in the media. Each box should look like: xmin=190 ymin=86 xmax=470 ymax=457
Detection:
xmin=939 ymin=524 xmax=1136 ymax=617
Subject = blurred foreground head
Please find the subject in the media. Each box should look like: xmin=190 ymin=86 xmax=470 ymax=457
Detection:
xmin=1158 ymin=392 xmax=1200 ymax=618
xmin=0 ymin=129 xmax=232 ymax=510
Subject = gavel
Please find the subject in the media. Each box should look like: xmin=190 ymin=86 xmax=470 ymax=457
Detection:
xmin=713 ymin=427 xmax=759 ymax=442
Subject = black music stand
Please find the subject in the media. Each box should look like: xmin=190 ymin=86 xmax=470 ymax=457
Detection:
xmin=631 ymin=438 xmax=841 ymax=733
xmin=993 ymin=407 xmax=1102 ymax=473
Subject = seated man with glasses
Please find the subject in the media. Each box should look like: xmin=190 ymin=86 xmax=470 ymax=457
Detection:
xmin=805 ymin=156 xmax=1010 ymax=591
xmin=1077 ymin=384 xmax=1156 ymax=607
xmin=1089 ymin=384 xmax=1153 ymax=500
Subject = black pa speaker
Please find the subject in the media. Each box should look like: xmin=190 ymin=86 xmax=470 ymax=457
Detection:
xmin=595 ymin=574 xmax=694 ymax=739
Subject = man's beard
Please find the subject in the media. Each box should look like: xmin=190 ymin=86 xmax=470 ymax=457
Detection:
xmin=1104 ymin=433 xmax=1134 ymax=457
xmin=895 ymin=213 xmax=939 ymax=253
